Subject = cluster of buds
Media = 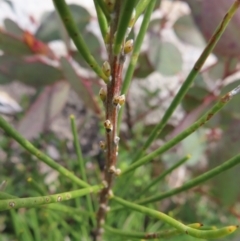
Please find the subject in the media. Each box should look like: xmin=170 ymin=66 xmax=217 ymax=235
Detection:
xmin=109 ymin=165 xmax=121 ymax=176
xmin=113 ymin=94 xmax=125 ymax=107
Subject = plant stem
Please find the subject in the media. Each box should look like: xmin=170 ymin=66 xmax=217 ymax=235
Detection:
xmin=118 ymin=0 xmax=157 ymax=133
xmin=135 ymin=0 xmax=153 ymax=22
xmin=95 ymin=0 xmax=110 ymax=22
xmin=45 ymin=203 xmax=90 ymax=217
xmin=136 ymin=155 xmax=190 ymax=198
xmin=113 ymin=0 xmax=137 ymax=55
xmin=52 ymin=0 xmax=108 ymax=82
xmin=121 ymin=85 xmax=240 ymax=175
xmin=138 ymin=152 xmax=240 ymax=204
xmin=93 ymin=0 xmax=109 ymax=40
xmin=112 ymin=196 xmax=238 ymax=239
xmin=104 ymin=223 xmax=203 ymax=239
xmin=27 ymin=177 xmax=46 ymax=196
xmin=70 ymin=115 xmax=96 ymax=227
xmin=0 ymin=115 xmax=89 ymax=188
xmin=28 ymin=209 xmax=41 ymax=241
xmin=0 ymin=192 xmax=17 ymax=200
xmin=10 ymin=209 xmax=33 ymax=241
xmin=0 ymin=185 xmax=103 ymax=211
xmin=132 ymin=0 xmax=240 ymax=161
xmin=96 ymin=1 xmax=125 ymax=239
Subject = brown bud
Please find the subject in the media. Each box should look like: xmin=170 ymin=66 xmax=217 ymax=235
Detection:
xmin=104 ymin=119 xmax=113 ymax=132
xmin=113 ymin=94 xmax=125 ymax=106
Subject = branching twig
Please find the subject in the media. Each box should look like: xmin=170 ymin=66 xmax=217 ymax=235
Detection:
xmin=112 ymin=195 xmax=238 ymax=239
xmin=121 ymin=85 xmax=240 ymax=175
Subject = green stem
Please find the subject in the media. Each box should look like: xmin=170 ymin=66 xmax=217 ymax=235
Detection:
xmin=28 ymin=209 xmax=41 ymax=241
xmin=135 ymin=0 xmax=152 ymax=22
xmin=0 ymin=191 xmax=17 ymax=200
xmin=104 ymin=223 xmax=203 ymax=239
xmin=10 ymin=210 xmax=21 ymax=240
xmin=10 ymin=210 xmax=33 ymax=241
xmin=132 ymin=0 xmax=240 ymax=161
xmin=0 ymin=115 xmax=89 ymax=188
xmin=93 ymin=0 xmax=109 ymax=39
xmin=0 ymin=185 xmax=103 ymax=211
xmin=52 ymin=0 xmax=108 ymax=82
xmin=136 ymin=155 xmax=190 ymax=198
xmin=70 ymin=115 xmax=96 ymax=227
xmin=118 ymin=0 xmax=157 ymax=133
xmin=113 ymin=0 xmax=138 ymax=54
xmin=45 ymin=203 xmax=90 ymax=217
xmin=121 ymin=86 xmax=239 ymax=175
xmin=138 ymin=152 xmax=240 ymax=204
xmin=112 ymin=196 xmax=238 ymax=239
xmin=0 ymin=193 xmax=91 ymax=217
xmin=50 ymin=211 xmax=81 ymax=239
xmin=27 ymin=177 xmax=46 ymax=195
xmin=95 ymin=0 xmax=110 ymax=22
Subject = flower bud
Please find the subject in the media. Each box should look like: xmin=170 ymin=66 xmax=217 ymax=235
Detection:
xmin=113 ymin=94 xmax=125 ymax=106
xmin=99 ymin=88 xmax=107 ymax=102
xmin=109 ymin=165 xmax=121 ymax=176
xmin=124 ymin=39 xmax=134 ymax=54
xmin=102 ymin=61 xmax=111 ymax=77
xmin=104 ymin=119 xmax=113 ymax=132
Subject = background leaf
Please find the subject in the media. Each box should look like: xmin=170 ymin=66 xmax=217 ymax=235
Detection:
xmin=60 ymin=57 xmax=101 ymax=115
xmin=0 ymin=56 xmax=63 ymax=87
xmin=173 ymin=14 xmax=206 ymax=48
xmin=3 ymin=18 xmax=24 ymax=37
xmin=183 ymin=0 xmax=240 ymax=57
xmin=71 ymin=32 xmax=103 ymax=69
xmin=181 ymin=75 xmax=209 ymax=112
xmin=36 ymin=4 xmax=91 ymax=42
xmin=0 ymin=30 xmax=32 ymax=55
xmin=148 ymin=39 xmax=183 ymax=76
xmin=17 ymin=81 xmax=70 ymax=139
xmin=134 ymin=53 xmax=155 ymax=78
